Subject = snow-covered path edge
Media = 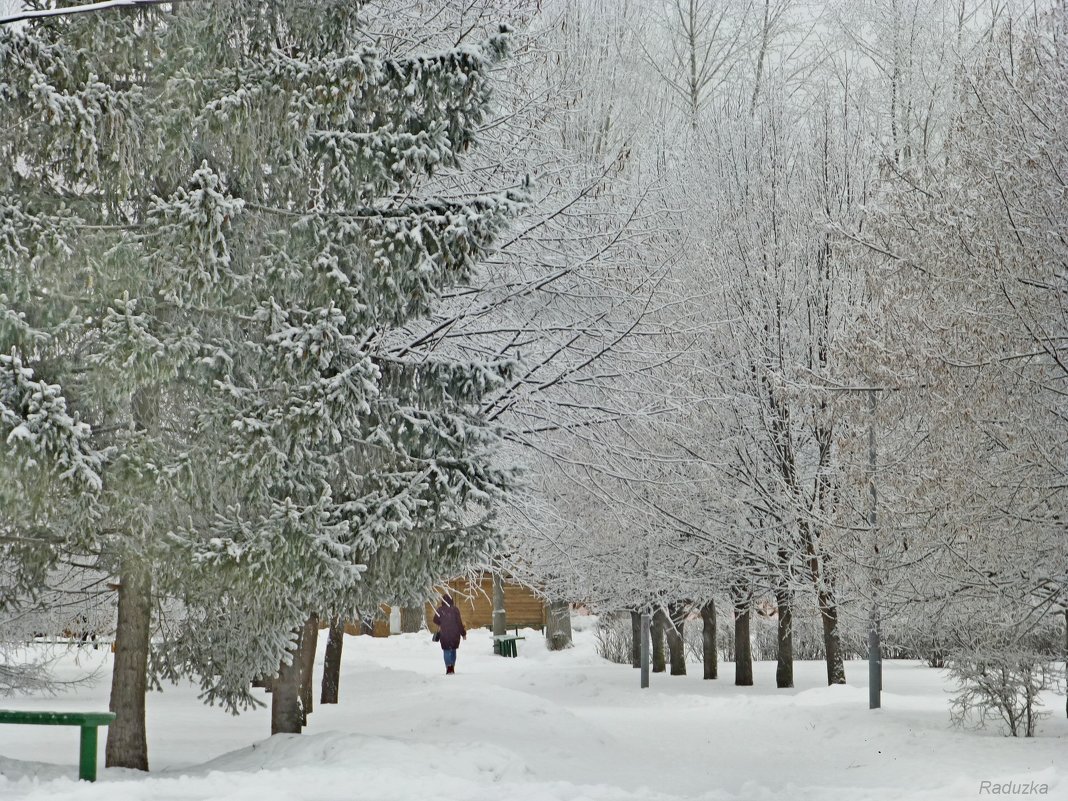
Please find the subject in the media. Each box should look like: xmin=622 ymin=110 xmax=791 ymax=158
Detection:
xmin=1 ymin=619 xmax=1064 ymax=801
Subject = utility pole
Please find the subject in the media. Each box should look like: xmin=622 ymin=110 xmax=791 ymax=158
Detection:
xmin=641 ymin=544 xmax=651 ymax=689
xmin=868 ymin=388 xmax=882 ymax=710
xmin=807 ymin=372 xmax=890 ymax=708
xmin=640 ymin=608 xmax=651 ymax=689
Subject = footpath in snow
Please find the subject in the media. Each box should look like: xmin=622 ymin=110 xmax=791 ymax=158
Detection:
xmin=0 ymin=617 xmax=1064 ymax=801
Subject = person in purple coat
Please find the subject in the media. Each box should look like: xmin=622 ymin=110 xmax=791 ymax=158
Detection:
xmin=433 ymin=594 xmax=467 ymax=674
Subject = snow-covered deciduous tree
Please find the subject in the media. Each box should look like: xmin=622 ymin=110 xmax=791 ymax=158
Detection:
xmin=639 ymin=0 xmax=751 ymax=125
xmin=848 ymin=1 xmax=1067 ymax=713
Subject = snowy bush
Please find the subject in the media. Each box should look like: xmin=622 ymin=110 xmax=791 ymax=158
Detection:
xmin=948 ymin=651 xmax=1063 ymax=737
xmin=594 ymin=612 xmax=631 ymax=665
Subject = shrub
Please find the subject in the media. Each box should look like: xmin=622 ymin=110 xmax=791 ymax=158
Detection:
xmin=594 ymin=612 xmax=632 ymax=665
xmin=948 ymin=650 xmax=1063 ymax=737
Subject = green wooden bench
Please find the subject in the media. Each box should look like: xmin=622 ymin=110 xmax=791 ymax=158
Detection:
xmin=493 ymin=634 xmax=525 ymax=657
xmin=0 ymin=709 xmax=116 ymax=781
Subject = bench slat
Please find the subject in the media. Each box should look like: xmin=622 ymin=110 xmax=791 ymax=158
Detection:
xmin=0 ymin=710 xmax=116 ymax=726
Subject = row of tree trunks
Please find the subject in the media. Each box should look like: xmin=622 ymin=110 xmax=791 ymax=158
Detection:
xmin=625 ymin=595 xmax=796 ymax=688
xmin=623 ymin=598 xmax=783 ymax=685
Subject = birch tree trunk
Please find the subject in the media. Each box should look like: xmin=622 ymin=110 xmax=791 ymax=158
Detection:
xmin=320 ymin=617 xmax=344 ymax=704
xmin=105 ymin=560 xmax=152 ymax=770
xmin=545 ymin=600 xmax=573 ymax=650
xmin=700 ymin=599 xmax=717 ymax=680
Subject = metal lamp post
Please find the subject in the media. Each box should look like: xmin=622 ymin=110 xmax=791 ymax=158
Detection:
xmin=640 ymin=608 xmax=651 ymax=689
xmin=867 ymin=388 xmax=882 ymax=710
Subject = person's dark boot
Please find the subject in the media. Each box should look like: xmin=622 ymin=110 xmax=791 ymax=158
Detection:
xmin=446 ymin=665 xmax=455 ymax=675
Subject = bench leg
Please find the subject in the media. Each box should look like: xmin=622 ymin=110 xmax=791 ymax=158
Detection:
xmin=78 ymin=726 xmax=99 ymax=781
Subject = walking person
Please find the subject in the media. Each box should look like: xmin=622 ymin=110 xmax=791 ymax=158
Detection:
xmin=433 ymin=594 xmax=467 ymax=674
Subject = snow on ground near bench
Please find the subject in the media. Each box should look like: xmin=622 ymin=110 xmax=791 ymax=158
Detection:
xmin=0 ymin=617 xmax=1064 ymax=801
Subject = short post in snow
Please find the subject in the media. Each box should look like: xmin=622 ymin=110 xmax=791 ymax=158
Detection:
xmin=640 ymin=608 xmax=651 ymax=689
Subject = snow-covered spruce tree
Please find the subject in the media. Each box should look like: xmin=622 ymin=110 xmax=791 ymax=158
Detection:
xmin=0 ymin=353 xmax=104 ymax=692
xmin=1 ymin=0 xmax=520 ymax=765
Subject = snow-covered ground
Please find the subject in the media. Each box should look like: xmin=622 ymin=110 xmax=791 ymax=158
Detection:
xmin=0 ymin=617 xmax=1064 ymax=801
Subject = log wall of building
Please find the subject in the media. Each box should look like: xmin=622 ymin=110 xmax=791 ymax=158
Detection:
xmin=425 ymin=575 xmax=545 ymax=633
xmin=337 ymin=574 xmax=545 ymax=637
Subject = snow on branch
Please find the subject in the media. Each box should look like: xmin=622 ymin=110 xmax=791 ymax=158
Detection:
xmin=0 ymin=0 xmax=198 ymax=26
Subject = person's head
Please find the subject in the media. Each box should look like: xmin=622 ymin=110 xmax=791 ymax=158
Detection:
xmin=442 ymin=593 xmax=454 ymax=607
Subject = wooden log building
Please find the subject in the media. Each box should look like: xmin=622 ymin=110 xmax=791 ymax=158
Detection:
xmin=356 ymin=573 xmax=545 ymax=637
